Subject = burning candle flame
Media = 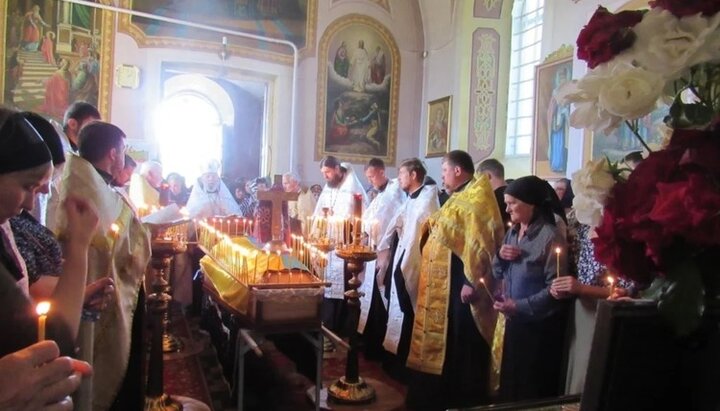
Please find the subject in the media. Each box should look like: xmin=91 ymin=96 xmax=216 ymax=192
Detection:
xmin=36 ymin=301 xmax=51 ymax=316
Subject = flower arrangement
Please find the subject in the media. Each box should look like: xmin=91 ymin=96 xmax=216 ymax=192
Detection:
xmin=563 ymin=0 xmax=720 ymax=335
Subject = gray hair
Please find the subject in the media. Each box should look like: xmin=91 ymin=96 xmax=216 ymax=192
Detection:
xmin=282 ymin=171 xmax=300 ymax=183
xmin=139 ymin=160 xmax=162 ymax=177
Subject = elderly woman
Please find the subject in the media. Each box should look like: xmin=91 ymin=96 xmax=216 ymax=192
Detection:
xmin=492 ymin=175 xmax=572 ymax=402
xmin=0 ymin=108 xmax=97 ymax=409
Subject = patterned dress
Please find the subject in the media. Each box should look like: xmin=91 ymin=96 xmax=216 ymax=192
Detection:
xmin=10 ymin=211 xmax=62 ymax=284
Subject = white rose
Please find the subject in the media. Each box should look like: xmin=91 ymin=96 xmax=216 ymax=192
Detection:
xmin=571 ymin=158 xmax=616 ymax=203
xmin=558 ymin=66 xmax=624 ymax=134
xmin=631 ymin=9 xmax=720 ymax=79
xmin=572 ymin=195 xmax=606 ymax=228
xmin=597 ymin=63 xmax=666 ymax=120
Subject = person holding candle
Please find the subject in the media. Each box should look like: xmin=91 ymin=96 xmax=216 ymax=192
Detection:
xmin=491 ymin=175 xmax=571 ymax=402
xmin=54 ymin=121 xmax=152 ymax=411
xmin=0 ymin=109 xmax=99 ymax=409
xmin=8 ymin=112 xmax=113 ymax=322
xmin=550 ymin=222 xmax=634 ymax=394
xmin=406 ymin=151 xmax=504 ymax=410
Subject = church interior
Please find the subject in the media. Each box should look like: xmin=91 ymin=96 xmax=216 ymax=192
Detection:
xmin=1 ymin=0 xmax=720 ymax=410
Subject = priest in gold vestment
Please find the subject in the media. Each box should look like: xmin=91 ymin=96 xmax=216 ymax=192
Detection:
xmin=406 ymin=151 xmax=504 ymax=410
xmin=54 ymin=121 xmax=151 ymax=411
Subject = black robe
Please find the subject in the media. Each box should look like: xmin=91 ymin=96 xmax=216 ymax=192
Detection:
xmin=405 ymin=253 xmax=491 ymax=410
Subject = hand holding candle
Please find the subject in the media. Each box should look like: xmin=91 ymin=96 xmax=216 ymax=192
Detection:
xmin=36 ymin=301 xmax=50 ymax=341
xmin=607 ymin=275 xmax=615 ymax=298
xmin=478 ymin=278 xmax=495 ymax=301
xmin=555 ymin=246 xmax=562 ymax=278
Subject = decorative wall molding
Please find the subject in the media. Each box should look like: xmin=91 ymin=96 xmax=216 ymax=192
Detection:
xmin=332 ymin=0 xmax=391 ymax=13
xmin=543 ymin=43 xmax=574 ymax=64
xmin=473 ymin=0 xmax=503 ymax=19
xmin=117 ymin=0 xmax=318 ymax=65
xmin=467 ymin=28 xmax=499 ymax=161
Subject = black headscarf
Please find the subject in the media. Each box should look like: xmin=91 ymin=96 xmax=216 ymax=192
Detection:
xmin=0 ymin=112 xmax=52 ymax=174
xmin=23 ymin=112 xmax=65 ymax=166
xmin=505 ymin=175 xmax=567 ymax=225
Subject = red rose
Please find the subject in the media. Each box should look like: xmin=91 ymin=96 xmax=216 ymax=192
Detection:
xmin=649 ymin=0 xmax=720 ymax=17
xmin=593 ymin=208 xmax=656 ymax=285
xmin=576 ymin=6 xmax=644 ymax=69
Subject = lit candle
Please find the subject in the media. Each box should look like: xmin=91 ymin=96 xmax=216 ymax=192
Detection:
xmin=36 ymin=301 xmax=50 ymax=341
xmin=555 ymin=247 xmax=562 ymax=278
xmin=607 ymin=275 xmax=615 ymax=296
xmin=109 ymin=223 xmax=120 ymax=277
xmin=478 ymin=278 xmax=494 ymax=301
xmin=276 ymin=250 xmax=282 ymax=271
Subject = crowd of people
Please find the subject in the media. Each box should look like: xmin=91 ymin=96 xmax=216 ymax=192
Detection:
xmin=0 ymin=99 xmax=646 ymax=410
xmin=311 ymin=151 xmax=644 ymax=410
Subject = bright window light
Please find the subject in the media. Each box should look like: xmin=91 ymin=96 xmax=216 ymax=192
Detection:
xmin=154 ymin=93 xmax=223 ymax=185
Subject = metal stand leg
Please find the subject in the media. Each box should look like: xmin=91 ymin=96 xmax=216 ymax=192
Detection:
xmin=301 ymin=331 xmax=323 ymax=411
xmin=234 ymin=329 xmax=252 ymax=411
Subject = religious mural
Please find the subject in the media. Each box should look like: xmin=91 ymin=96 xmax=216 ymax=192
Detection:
xmin=1 ymin=0 xmax=113 ymax=120
xmin=591 ymin=105 xmax=668 ymax=162
xmin=119 ymin=0 xmax=316 ymax=62
xmin=315 ymin=14 xmax=399 ymax=165
xmin=532 ymin=45 xmax=573 ymax=179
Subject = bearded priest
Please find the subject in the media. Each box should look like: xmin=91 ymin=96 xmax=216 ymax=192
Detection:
xmin=313 ymin=156 xmax=368 ymax=334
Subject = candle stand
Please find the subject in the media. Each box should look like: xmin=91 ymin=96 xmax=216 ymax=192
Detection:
xmin=145 ymin=227 xmax=187 ymax=411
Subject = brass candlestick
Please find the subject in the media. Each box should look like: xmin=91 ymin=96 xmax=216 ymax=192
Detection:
xmin=327 ymin=195 xmax=376 ymax=404
xmin=145 ymin=226 xmax=187 ymax=411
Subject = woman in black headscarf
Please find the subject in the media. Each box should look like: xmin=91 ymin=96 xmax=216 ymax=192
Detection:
xmin=0 ymin=108 xmax=98 ymax=410
xmin=491 ymin=175 xmax=572 ymax=402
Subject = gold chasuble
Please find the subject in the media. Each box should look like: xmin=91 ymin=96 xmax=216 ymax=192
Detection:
xmin=55 ymin=154 xmax=151 ymax=411
xmin=129 ymin=173 xmax=160 ymax=208
xmin=407 ymin=174 xmax=504 ymax=375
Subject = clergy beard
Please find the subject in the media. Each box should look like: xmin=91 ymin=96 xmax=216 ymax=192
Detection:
xmin=326 ymin=171 xmax=345 ymax=188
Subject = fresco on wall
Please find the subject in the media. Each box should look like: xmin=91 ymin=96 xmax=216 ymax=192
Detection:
xmin=592 ymin=106 xmax=668 ymax=162
xmin=315 ymin=14 xmax=399 ymax=165
xmin=121 ymin=0 xmax=316 ymax=60
xmin=1 ymin=0 xmax=113 ymax=120
xmin=533 ymin=46 xmax=573 ymax=179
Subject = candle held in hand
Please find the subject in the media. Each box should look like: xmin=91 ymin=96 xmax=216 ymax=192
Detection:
xmin=554 ymin=247 xmax=561 ymax=278
xmin=36 ymin=301 xmax=51 ymax=341
xmin=607 ymin=275 xmax=615 ymax=296
xmin=478 ymin=278 xmax=494 ymax=301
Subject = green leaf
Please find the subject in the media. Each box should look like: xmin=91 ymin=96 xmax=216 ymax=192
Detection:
xmin=656 ymin=259 xmax=705 ymax=336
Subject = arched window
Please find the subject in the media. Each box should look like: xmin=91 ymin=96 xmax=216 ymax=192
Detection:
xmin=154 ymin=92 xmax=223 ymax=184
xmin=505 ymin=0 xmax=544 ymax=156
